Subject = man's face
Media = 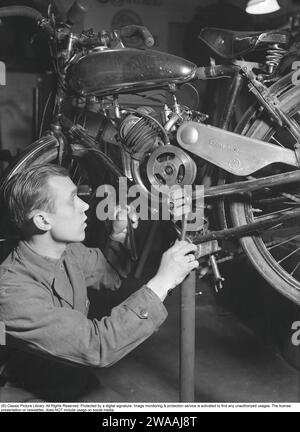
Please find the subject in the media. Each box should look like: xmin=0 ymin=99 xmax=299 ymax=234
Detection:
xmin=46 ymin=176 xmax=89 ymax=243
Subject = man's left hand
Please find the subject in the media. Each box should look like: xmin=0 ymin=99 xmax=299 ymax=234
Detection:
xmin=110 ymin=206 xmax=138 ymax=244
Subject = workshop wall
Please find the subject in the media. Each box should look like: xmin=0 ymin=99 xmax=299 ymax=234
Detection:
xmin=0 ymin=73 xmax=36 ymax=155
xmin=84 ymin=0 xmax=208 ymax=52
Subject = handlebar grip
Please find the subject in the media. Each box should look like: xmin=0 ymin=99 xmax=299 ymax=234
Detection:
xmin=0 ymin=6 xmax=43 ymax=22
xmin=140 ymin=27 xmax=155 ymax=48
xmin=120 ymin=25 xmax=154 ymax=47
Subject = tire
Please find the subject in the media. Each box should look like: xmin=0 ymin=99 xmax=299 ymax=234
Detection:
xmin=230 ymin=72 xmax=300 ymax=305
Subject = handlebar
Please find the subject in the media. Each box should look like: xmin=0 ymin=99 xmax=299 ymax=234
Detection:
xmin=0 ymin=4 xmax=155 ymax=50
xmin=0 ymin=2 xmax=88 ymax=25
xmin=195 ymin=64 xmax=241 ymax=80
xmin=0 ymin=5 xmax=56 ymax=37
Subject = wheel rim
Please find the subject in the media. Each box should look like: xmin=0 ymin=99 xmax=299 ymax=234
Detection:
xmin=231 ymin=84 xmax=300 ymax=300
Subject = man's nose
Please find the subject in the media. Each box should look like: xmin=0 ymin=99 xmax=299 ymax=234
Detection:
xmin=79 ymin=198 xmax=89 ymax=212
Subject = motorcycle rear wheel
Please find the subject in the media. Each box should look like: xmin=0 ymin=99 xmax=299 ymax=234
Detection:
xmin=230 ymin=74 xmax=300 ymax=305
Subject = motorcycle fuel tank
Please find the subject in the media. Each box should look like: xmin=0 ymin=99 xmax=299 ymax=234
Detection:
xmin=66 ymin=48 xmax=197 ymax=97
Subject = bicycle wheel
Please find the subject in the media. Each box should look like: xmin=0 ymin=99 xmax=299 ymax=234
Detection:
xmin=230 ymin=73 xmax=300 ymax=305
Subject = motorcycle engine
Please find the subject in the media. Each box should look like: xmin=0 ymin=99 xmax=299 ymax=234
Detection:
xmin=119 ymin=106 xmax=198 ymax=194
xmin=119 ymin=106 xmax=164 ymax=160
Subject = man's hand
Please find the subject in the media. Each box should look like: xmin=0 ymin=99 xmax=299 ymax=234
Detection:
xmin=110 ymin=205 xmax=138 ymax=244
xmin=146 ymin=240 xmax=199 ymax=301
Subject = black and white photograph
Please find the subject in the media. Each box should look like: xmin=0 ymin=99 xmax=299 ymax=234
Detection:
xmin=0 ymin=0 xmax=300 ymax=414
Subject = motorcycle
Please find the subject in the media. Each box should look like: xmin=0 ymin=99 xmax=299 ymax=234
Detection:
xmin=1 ymin=2 xmax=300 ymax=304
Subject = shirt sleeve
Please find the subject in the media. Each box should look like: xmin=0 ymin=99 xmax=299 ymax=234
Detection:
xmin=0 ymin=275 xmax=168 ymax=368
xmin=69 ymin=241 xmax=131 ymax=291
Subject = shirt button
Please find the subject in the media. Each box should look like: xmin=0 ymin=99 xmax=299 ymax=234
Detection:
xmin=139 ymin=309 xmax=149 ymax=319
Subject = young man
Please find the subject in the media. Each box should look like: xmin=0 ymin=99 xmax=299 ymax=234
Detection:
xmin=0 ymin=164 xmax=199 ymax=402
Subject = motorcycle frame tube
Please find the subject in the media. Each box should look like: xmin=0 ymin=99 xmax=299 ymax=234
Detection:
xmin=219 ymin=72 xmax=244 ymax=130
xmin=194 ymin=206 xmax=300 ymax=244
xmin=203 ymin=169 xmax=300 ymax=199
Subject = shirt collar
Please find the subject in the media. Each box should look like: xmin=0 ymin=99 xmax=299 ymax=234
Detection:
xmin=17 ymin=240 xmax=67 ymax=286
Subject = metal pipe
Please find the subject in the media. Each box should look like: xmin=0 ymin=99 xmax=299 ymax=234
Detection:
xmin=196 ymin=64 xmax=241 ymax=80
xmin=33 ymin=86 xmax=40 ymax=141
xmin=127 ymin=213 xmax=138 ymax=262
xmin=220 ymin=73 xmax=244 ymax=130
xmin=179 ymin=211 xmax=195 ymax=402
xmin=134 ymin=221 xmax=159 ymax=279
xmin=180 ymin=270 xmax=196 ymax=402
xmin=62 ymin=120 xmax=128 ymax=180
xmin=180 ymin=213 xmax=189 ymax=241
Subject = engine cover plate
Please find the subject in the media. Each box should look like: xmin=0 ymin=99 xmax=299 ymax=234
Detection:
xmin=177 ymin=121 xmax=299 ymax=176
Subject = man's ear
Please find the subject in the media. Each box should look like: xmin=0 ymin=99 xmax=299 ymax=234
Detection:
xmin=32 ymin=211 xmax=51 ymax=232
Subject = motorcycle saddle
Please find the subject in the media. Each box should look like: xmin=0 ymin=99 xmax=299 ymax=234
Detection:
xmin=198 ymin=27 xmax=289 ymax=59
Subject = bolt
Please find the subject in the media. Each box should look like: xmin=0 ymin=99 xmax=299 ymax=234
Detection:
xmin=165 ymin=166 xmax=174 ymax=175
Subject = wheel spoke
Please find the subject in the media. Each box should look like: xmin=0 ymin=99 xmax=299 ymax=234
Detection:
xmin=255 ymin=207 xmax=295 ymax=221
xmin=277 ymin=246 xmax=300 ymax=264
xmin=270 ymin=136 xmax=285 ymax=148
xmin=268 ymin=233 xmax=300 ymax=251
xmin=291 ymin=261 xmax=300 ymax=276
xmin=265 ymin=223 xmax=283 ymax=232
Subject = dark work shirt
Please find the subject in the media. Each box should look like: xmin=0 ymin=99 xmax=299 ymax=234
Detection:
xmin=0 ymin=240 xmax=167 ymax=401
